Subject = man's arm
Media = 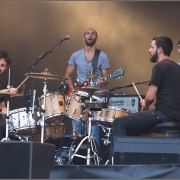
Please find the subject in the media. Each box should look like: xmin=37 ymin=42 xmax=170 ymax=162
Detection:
xmin=140 ymin=84 xmax=158 ymax=110
xmin=97 ymin=68 xmax=110 ymax=87
xmin=64 ymin=64 xmax=76 ymax=91
xmin=0 ymin=102 xmax=7 ymax=114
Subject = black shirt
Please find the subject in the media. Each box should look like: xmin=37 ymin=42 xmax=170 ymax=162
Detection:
xmin=150 ymin=60 xmax=180 ymax=121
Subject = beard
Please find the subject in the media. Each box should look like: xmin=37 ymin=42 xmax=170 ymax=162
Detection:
xmin=150 ymin=50 xmax=158 ymax=63
xmin=85 ymin=38 xmax=96 ymax=46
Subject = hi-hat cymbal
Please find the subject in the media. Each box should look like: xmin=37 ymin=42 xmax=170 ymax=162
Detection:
xmin=80 ymin=86 xmax=100 ymax=93
xmin=87 ymin=74 xmax=97 ymax=79
xmin=94 ymin=89 xmax=109 ymax=96
xmin=25 ymin=69 xmax=63 ymax=80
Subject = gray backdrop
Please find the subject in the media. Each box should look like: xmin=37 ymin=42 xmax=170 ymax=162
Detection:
xmin=0 ymin=1 xmax=179 ymax=110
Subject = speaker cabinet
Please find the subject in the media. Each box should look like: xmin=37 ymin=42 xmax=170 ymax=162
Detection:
xmin=0 ymin=141 xmax=55 ymax=179
xmin=113 ymin=136 xmax=180 ymax=165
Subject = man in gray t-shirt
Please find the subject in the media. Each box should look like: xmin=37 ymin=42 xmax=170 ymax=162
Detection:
xmin=65 ymin=28 xmax=110 ymax=92
xmin=64 ymin=28 xmax=110 ymax=157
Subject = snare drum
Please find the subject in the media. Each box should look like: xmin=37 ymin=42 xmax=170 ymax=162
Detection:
xmin=9 ymin=107 xmax=37 ymax=135
xmin=94 ymin=107 xmax=129 ymax=123
xmin=65 ymin=91 xmax=90 ymax=121
xmin=39 ymin=91 xmax=65 ymax=124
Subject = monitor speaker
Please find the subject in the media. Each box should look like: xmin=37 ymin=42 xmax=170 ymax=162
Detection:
xmin=113 ymin=136 xmax=180 ymax=165
xmin=0 ymin=141 xmax=55 ymax=179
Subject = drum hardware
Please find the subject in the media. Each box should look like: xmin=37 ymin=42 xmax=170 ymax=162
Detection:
xmin=25 ymin=68 xmax=65 ymax=143
xmin=100 ymin=125 xmax=112 ymax=146
xmin=67 ymin=93 xmax=100 ymax=165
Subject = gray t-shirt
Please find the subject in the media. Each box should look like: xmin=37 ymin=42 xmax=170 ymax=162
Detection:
xmin=68 ymin=48 xmax=110 ymax=85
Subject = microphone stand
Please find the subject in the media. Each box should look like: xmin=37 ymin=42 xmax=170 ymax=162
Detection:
xmin=109 ymin=80 xmax=150 ymax=92
xmin=24 ymin=36 xmax=70 ymax=74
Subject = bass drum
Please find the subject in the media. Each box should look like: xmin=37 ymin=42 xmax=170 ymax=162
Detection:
xmin=54 ymin=136 xmax=99 ymax=165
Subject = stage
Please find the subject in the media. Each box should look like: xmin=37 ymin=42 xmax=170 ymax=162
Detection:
xmin=49 ymin=164 xmax=180 ymax=179
xmin=1 ymin=136 xmax=180 ymax=179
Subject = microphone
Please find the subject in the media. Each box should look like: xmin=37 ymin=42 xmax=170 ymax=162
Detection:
xmin=62 ymin=35 xmax=70 ymax=41
xmin=58 ymin=78 xmax=68 ymax=94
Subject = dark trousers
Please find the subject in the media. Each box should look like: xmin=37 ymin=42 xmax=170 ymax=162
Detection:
xmin=0 ymin=116 xmax=6 ymax=140
xmin=109 ymin=109 xmax=170 ymax=158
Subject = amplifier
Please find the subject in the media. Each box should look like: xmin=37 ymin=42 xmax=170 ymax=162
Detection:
xmin=101 ymin=94 xmax=141 ymax=113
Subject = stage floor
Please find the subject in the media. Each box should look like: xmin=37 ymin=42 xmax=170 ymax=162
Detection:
xmin=49 ymin=164 xmax=180 ymax=179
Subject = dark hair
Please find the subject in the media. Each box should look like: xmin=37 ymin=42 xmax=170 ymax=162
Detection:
xmin=0 ymin=50 xmax=11 ymax=66
xmin=177 ymin=39 xmax=180 ymax=46
xmin=152 ymin=36 xmax=173 ymax=56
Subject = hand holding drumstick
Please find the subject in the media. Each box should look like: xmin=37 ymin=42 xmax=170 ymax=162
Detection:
xmin=0 ymin=77 xmax=29 ymax=95
xmin=132 ymin=82 xmax=146 ymax=110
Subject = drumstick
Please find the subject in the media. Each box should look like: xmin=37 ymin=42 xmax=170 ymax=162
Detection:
xmin=132 ymin=82 xmax=142 ymax=100
xmin=16 ymin=76 xmax=29 ymax=90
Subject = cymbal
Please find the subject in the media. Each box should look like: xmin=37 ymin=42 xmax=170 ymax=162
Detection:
xmin=25 ymin=69 xmax=63 ymax=80
xmin=80 ymin=86 xmax=100 ymax=93
xmin=87 ymin=74 xmax=97 ymax=79
xmin=94 ymin=89 xmax=109 ymax=96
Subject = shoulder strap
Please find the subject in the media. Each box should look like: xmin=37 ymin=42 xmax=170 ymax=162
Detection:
xmin=92 ymin=49 xmax=101 ymax=74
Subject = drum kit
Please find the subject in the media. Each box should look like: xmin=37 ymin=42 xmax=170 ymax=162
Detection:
xmin=1 ymin=68 xmax=130 ymax=165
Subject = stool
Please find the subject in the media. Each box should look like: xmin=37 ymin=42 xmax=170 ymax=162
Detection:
xmin=152 ymin=121 xmax=180 ymax=138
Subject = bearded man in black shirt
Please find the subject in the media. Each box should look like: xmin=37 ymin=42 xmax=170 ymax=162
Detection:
xmin=109 ymin=36 xmax=180 ymax=161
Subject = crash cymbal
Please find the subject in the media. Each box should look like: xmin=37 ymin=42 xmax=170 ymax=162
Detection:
xmin=25 ymin=69 xmax=63 ymax=80
xmin=87 ymin=74 xmax=97 ymax=79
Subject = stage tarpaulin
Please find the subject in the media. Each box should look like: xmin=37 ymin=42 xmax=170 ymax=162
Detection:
xmin=50 ymin=165 xmax=180 ymax=179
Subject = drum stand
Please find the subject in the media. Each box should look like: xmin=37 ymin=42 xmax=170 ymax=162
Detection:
xmin=67 ymin=95 xmax=100 ymax=165
xmin=40 ymin=78 xmax=48 ymax=143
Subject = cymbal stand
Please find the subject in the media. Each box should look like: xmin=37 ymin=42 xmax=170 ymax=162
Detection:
xmin=89 ymin=67 xmax=95 ymax=87
xmin=40 ymin=78 xmax=48 ymax=143
xmin=67 ymin=95 xmax=100 ymax=165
